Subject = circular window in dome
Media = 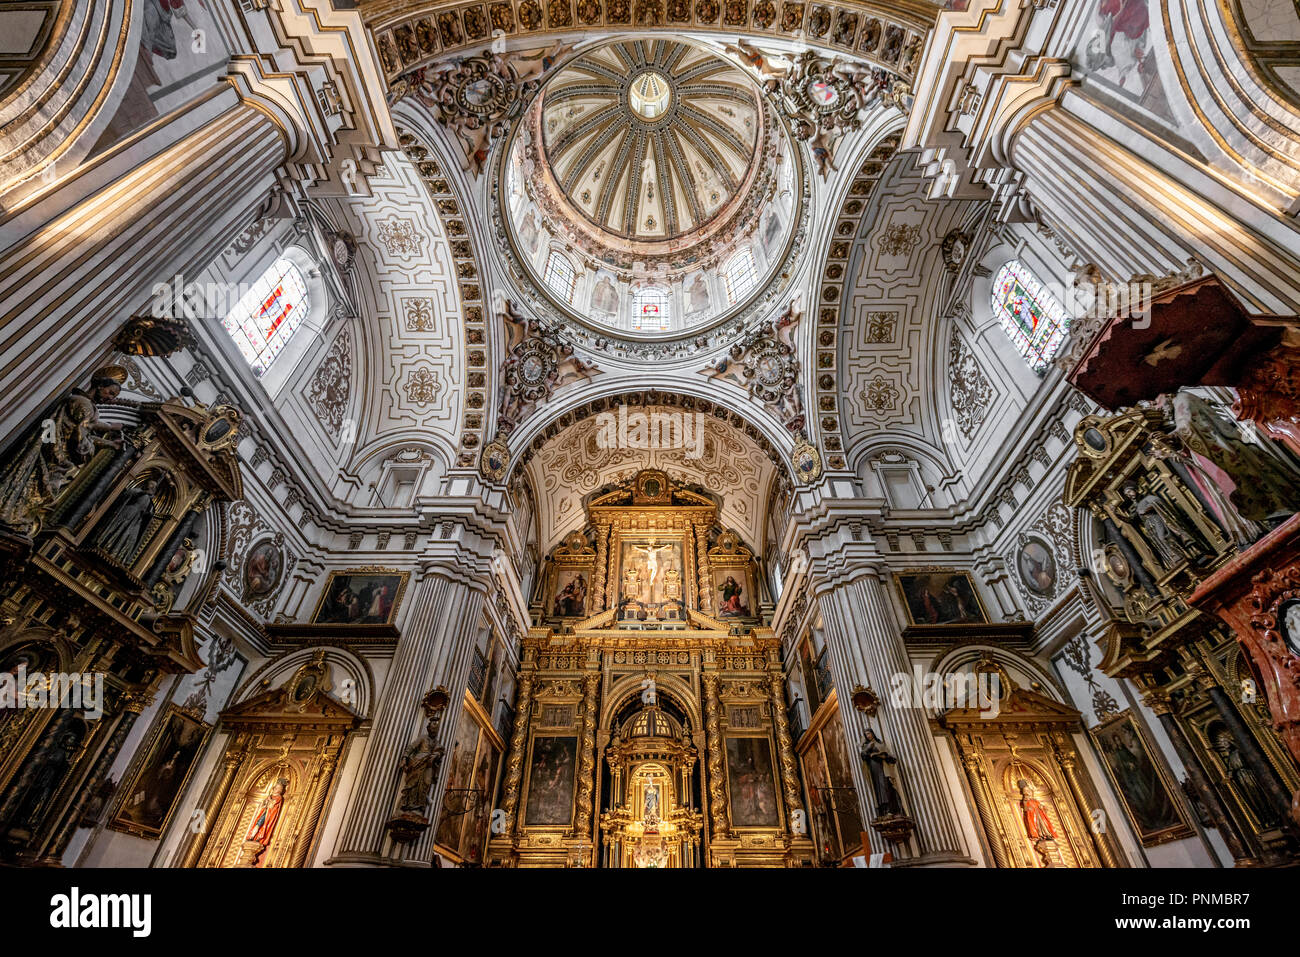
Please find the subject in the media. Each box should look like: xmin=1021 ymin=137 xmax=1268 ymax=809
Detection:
xmin=629 ymin=70 xmax=673 ymax=120
xmin=497 ymin=38 xmax=805 ymax=345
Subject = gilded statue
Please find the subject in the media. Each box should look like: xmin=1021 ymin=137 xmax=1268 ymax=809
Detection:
xmin=0 ymin=366 xmax=126 ymax=536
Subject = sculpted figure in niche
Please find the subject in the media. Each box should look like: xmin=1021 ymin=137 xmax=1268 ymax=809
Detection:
xmin=96 ymin=478 xmax=163 ymax=565
xmin=685 ymin=274 xmax=710 ymax=314
xmin=1118 ymin=483 xmax=1201 ymax=570
xmin=0 ymin=366 xmax=126 ymax=535
xmin=591 ymin=275 xmax=618 ymax=314
xmin=859 ymin=728 xmax=903 ymax=816
xmin=398 ymin=721 xmax=444 ymax=814
xmin=1017 ymin=779 xmax=1057 ymax=842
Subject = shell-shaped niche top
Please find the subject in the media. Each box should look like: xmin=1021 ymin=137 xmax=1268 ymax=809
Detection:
xmin=539 ymin=38 xmax=760 ymax=244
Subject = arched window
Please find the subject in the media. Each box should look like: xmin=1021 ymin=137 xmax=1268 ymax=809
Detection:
xmin=723 ymin=247 xmax=758 ymax=304
xmin=991 ymin=260 xmax=1069 ymax=372
xmin=632 ymin=287 xmax=670 ymax=332
xmin=222 ymin=257 xmax=310 ymax=375
xmin=543 ymin=250 xmax=577 ymax=304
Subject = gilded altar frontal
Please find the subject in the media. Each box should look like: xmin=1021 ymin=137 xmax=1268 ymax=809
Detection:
xmin=0 ymin=0 xmax=1298 ymax=936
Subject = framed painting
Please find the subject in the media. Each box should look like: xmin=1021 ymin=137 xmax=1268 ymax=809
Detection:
xmin=110 ymin=705 xmax=210 ymax=838
xmin=242 ymin=537 xmax=284 ymax=602
xmin=312 ymin=569 xmax=410 ymax=625
xmin=713 ymin=566 xmax=754 ymax=618
xmin=549 ymin=565 xmax=591 ymax=618
xmin=1091 ymin=710 xmax=1192 ymax=847
xmin=1016 ymin=536 xmax=1057 ymax=597
xmin=725 ymin=736 xmax=780 ymax=828
xmin=434 ymin=703 xmax=483 ymax=850
xmin=895 ymin=570 xmax=989 ymax=626
xmin=524 ymin=735 xmax=578 ymax=827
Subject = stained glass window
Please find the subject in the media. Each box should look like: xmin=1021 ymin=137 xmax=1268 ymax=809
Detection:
xmin=991 ymin=259 xmax=1069 ymax=372
xmin=632 ymin=287 xmax=670 ymax=332
xmin=723 ymin=247 xmax=758 ymax=304
xmin=222 ymin=257 xmax=310 ymax=375
xmin=543 ymin=250 xmax=577 ymax=304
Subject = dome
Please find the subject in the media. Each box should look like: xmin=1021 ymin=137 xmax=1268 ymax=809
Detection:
xmin=498 ymin=38 xmax=804 ymax=344
xmin=539 ymin=39 xmax=759 ymax=243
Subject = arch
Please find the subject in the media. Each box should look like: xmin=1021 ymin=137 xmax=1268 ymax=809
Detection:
xmin=503 ymin=383 xmax=798 ymax=488
xmin=231 ymin=646 xmax=375 ymax=719
xmin=600 ymin=670 xmax=702 ymax=733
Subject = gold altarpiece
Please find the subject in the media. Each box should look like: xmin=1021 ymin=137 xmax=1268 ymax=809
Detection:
xmin=490 ymin=471 xmax=814 ymax=867
xmin=176 ymin=652 xmax=361 ymax=868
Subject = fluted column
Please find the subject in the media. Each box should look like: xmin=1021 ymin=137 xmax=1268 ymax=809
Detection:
xmin=702 ymin=672 xmax=727 ymax=838
xmin=814 ymin=564 xmax=972 ymax=865
xmin=330 ymin=548 xmax=489 ymax=865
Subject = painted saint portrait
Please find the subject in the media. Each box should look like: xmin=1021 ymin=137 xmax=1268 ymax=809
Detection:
xmin=313 ymin=571 xmax=407 ymax=625
xmin=1017 ymin=538 xmax=1057 ymax=597
xmin=112 ymin=707 xmax=208 ymax=837
xmin=725 ymin=736 xmax=780 ymax=827
xmin=525 ymin=735 xmax=577 ymax=827
xmin=715 ymin=569 xmax=752 ymax=618
xmin=896 ymin=571 xmax=988 ymax=626
xmin=243 ymin=538 xmax=284 ymax=600
xmin=551 ymin=567 xmax=589 ymax=618
xmin=1092 ymin=711 xmax=1188 ymax=845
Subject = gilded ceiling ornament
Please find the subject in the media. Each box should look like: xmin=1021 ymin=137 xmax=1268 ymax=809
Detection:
xmin=480 ymin=434 xmax=510 ymax=484
xmin=791 ymin=440 xmax=822 ymax=485
xmin=741 ymin=45 xmax=902 ymax=177
xmin=701 ymin=297 xmax=805 ymax=434
xmin=391 ymin=42 xmax=573 ymax=176
xmin=496 ymin=297 xmax=601 ymax=435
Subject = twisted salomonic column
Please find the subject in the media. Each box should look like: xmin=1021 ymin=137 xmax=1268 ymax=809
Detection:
xmin=702 ymin=672 xmax=727 ymax=838
xmin=330 ymin=541 xmax=491 ymax=865
xmin=178 ymin=733 xmax=252 ymax=868
xmin=813 ymin=562 xmax=972 ymax=865
xmin=292 ymin=746 xmax=342 ymax=868
xmin=768 ymin=667 xmax=805 ymax=827
xmin=574 ymin=672 xmax=599 ymax=844
xmin=1050 ymin=732 xmax=1121 ymax=868
xmin=693 ymin=523 xmax=713 ymax=615
xmin=955 ymin=744 xmax=1012 ymax=868
xmin=499 ymin=668 xmax=535 ymax=836
xmin=592 ymin=525 xmax=610 ymax=611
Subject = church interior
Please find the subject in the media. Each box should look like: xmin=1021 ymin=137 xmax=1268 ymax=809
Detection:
xmin=2 ymin=0 xmax=1300 ymax=877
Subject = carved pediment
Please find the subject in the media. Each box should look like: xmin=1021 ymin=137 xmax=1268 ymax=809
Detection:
xmin=221 ymin=654 xmax=361 ymax=732
xmin=145 ymin=399 xmax=243 ymax=502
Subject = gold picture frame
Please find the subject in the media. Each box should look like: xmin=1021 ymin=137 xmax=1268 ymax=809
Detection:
xmin=109 ymin=704 xmax=211 ymax=839
xmin=1090 ymin=709 xmax=1193 ymax=847
xmin=310 ymin=567 xmax=411 ymax=625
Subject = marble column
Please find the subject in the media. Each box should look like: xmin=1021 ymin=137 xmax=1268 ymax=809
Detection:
xmin=813 ymin=563 xmax=972 ymax=865
xmin=329 ymin=544 xmax=490 ymax=865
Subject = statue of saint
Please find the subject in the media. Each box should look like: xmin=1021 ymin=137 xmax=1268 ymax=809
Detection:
xmin=1212 ymin=729 xmax=1277 ymax=826
xmin=398 ymin=723 xmax=444 ymax=814
xmin=1118 ymin=484 xmax=1200 ymax=569
xmin=1017 ymin=779 xmax=1057 ymax=842
xmin=859 ymin=728 xmax=903 ymax=816
xmin=245 ymin=778 xmax=287 ymax=845
xmin=0 ymin=367 xmax=125 ymax=535
xmin=95 ymin=478 xmax=162 ymax=565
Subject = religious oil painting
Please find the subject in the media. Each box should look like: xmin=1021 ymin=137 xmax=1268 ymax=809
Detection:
xmin=312 ymin=570 xmax=409 ymax=625
xmin=1017 ymin=536 xmax=1058 ymax=597
xmin=111 ymin=706 xmax=210 ymax=838
xmin=714 ymin=567 xmax=753 ymax=618
xmin=725 ymin=736 xmax=780 ymax=828
xmin=551 ymin=566 xmax=590 ymax=618
xmin=895 ymin=571 xmax=989 ymax=626
xmin=242 ymin=537 xmax=284 ymax=601
xmin=617 ymin=538 xmax=686 ymax=606
xmin=435 ymin=704 xmax=484 ymax=850
xmin=525 ymin=735 xmax=578 ymax=827
xmin=1091 ymin=711 xmax=1190 ymax=846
